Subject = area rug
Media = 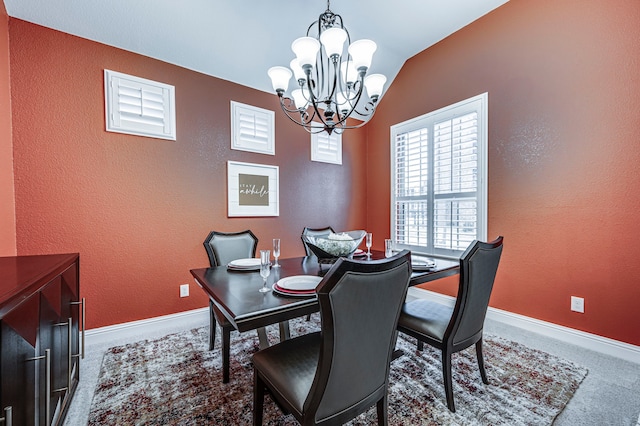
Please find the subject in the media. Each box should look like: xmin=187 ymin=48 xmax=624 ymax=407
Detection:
xmin=88 ymin=317 xmax=587 ymax=425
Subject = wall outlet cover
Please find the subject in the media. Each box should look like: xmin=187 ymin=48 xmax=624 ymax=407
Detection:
xmin=570 ymin=296 xmax=584 ymax=313
xmin=180 ymin=284 xmax=189 ymax=298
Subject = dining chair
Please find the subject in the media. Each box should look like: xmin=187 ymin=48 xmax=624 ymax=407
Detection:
xmin=301 ymin=226 xmax=335 ymax=257
xmin=396 ymin=236 xmax=504 ymax=412
xmin=203 ymin=229 xmax=262 ymax=383
xmin=252 ymin=250 xmax=412 ymax=426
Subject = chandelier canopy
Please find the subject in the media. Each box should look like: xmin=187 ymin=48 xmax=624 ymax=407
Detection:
xmin=268 ymin=1 xmax=386 ymax=134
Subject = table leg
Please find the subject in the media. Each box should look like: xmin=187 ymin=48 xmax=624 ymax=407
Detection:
xmin=257 ymin=327 xmax=269 ymax=349
xmin=278 ymin=321 xmax=290 ymax=342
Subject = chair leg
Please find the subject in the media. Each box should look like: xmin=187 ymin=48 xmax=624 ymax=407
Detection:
xmin=376 ymin=395 xmax=388 ymax=426
xmin=253 ymin=372 xmax=265 ymax=426
xmin=222 ymin=326 xmax=231 ymax=383
xmin=208 ymin=300 xmax=216 ymax=351
xmin=475 ymin=339 xmax=489 ymax=384
xmin=442 ymin=350 xmax=456 ymax=412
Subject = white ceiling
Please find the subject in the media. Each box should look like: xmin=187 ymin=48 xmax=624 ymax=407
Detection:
xmin=3 ymin=0 xmax=508 ymax=95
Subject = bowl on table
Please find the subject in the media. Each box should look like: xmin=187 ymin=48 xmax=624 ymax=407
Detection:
xmin=302 ymin=230 xmax=366 ymax=265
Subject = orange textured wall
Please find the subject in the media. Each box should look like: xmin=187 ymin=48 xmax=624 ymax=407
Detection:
xmin=9 ymin=20 xmax=367 ymax=329
xmin=0 ymin=2 xmax=16 ymax=256
xmin=367 ymin=0 xmax=640 ymax=345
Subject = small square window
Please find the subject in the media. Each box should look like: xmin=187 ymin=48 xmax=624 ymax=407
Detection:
xmin=311 ymin=130 xmax=342 ymax=165
xmin=104 ymin=70 xmax=176 ymax=140
xmin=231 ymin=101 xmax=275 ymax=155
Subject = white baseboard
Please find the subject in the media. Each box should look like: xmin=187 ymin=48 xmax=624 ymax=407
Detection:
xmin=85 ymin=307 xmax=209 ymax=347
xmin=86 ymin=292 xmax=640 ymax=365
xmin=407 ymin=287 xmax=640 ymax=365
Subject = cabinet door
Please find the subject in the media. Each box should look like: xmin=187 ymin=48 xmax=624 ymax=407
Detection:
xmin=40 ymin=276 xmax=66 ymax=426
xmin=0 ymin=293 xmax=40 ymax=426
xmin=58 ymin=263 xmax=81 ymax=420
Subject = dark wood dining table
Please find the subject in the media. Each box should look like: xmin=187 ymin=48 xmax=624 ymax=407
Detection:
xmin=190 ymin=250 xmax=459 ymax=348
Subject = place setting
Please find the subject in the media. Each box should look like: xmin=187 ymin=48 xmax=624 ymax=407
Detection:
xmin=227 ymin=257 xmax=262 ymax=272
xmin=411 ymin=257 xmax=438 ymax=271
xmin=272 ymin=275 xmax=322 ymax=297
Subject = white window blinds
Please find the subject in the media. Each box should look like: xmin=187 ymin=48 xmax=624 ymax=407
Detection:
xmin=104 ymin=70 xmax=176 ymax=140
xmin=311 ymin=129 xmax=342 ymax=164
xmin=391 ymin=93 xmax=487 ymax=257
xmin=231 ymin=101 xmax=275 ymax=155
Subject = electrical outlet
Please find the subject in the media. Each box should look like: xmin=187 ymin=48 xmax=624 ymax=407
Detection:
xmin=570 ymin=296 xmax=584 ymax=313
xmin=180 ymin=284 xmax=189 ymax=298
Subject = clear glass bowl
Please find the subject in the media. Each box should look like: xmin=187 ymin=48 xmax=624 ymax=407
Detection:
xmin=302 ymin=230 xmax=366 ymax=260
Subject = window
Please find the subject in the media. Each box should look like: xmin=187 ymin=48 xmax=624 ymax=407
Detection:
xmin=104 ymin=70 xmax=176 ymax=140
xmin=391 ymin=93 xmax=488 ymax=258
xmin=231 ymin=101 xmax=275 ymax=155
xmin=311 ymin=129 xmax=342 ymax=165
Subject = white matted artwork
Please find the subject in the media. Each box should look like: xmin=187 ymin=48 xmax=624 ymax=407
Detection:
xmin=227 ymin=161 xmax=279 ymax=217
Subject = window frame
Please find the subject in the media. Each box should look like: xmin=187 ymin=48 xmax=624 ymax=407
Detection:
xmin=104 ymin=69 xmax=176 ymax=141
xmin=230 ymin=101 xmax=275 ymax=155
xmin=311 ymin=129 xmax=342 ymax=165
xmin=390 ymin=92 xmax=488 ymax=258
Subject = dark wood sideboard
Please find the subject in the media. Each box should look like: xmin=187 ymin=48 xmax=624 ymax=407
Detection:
xmin=0 ymin=253 xmax=83 ymax=426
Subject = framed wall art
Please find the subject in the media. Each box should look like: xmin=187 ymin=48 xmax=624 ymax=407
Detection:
xmin=227 ymin=161 xmax=279 ymax=217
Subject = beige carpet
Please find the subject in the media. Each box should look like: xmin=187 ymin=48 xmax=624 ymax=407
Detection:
xmin=88 ymin=316 xmax=587 ymax=425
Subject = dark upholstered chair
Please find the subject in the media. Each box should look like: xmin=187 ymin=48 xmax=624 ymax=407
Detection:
xmin=203 ymin=230 xmax=260 ymax=383
xmin=301 ymin=226 xmax=335 ymax=257
xmin=301 ymin=226 xmax=335 ymax=321
xmin=397 ymin=236 xmax=504 ymax=412
xmin=252 ymin=250 xmax=412 ymax=426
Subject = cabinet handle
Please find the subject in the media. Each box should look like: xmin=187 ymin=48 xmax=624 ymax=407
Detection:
xmin=52 ymin=319 xmax=72 ymax=395
xmin=26 ymin=349 xmax=51 ymax=424
xmin=70 ymin=298 xmax=86 ymax=359
xmin=0 ymin=405 xmax=12 ymax=426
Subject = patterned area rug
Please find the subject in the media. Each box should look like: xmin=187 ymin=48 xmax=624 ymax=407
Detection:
xmin=88 ymin=317 xmax=587 ymax=425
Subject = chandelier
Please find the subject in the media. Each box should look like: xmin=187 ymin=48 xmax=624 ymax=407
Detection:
xmin=267 ymin=1 xmax=386 ymax=134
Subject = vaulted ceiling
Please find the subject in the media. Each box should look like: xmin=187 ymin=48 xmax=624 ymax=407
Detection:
xmin=4 ymin=0 xmax=508 ymax=94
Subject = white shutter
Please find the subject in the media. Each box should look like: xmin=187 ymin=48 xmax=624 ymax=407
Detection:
xmin=104 ymin=70 xmax=176 ymax=140
xmin=391 ymin=93 xmax=487 ymax=257
xmin=231 ymin=101 xmax=275 ymax=155
xmin=311 ymin=129 xmax=342 ymax=164
xmin=394 ymin=129 xmax=429 ymax=248
xmin=433 ymin=112 xmax=478 ymax=251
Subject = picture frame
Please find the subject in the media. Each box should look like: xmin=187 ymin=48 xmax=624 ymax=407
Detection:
xmin=227 ymin=161 xmax=279 ymax=217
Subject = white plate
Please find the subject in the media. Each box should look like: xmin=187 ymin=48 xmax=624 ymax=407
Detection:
xmin=277 ymin=275 xmax=323 ymax=291
xmin=228 ymin=258 xmax=261 ymax=268
xmin=412 ymin=258 xmax=437 ymax=270
xmin=272 ymin=284 xmax=317 ymax=298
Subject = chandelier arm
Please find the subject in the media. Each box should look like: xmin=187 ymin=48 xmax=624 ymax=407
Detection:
xmin=304 ymin=72 xmax=332 ymax=129
xmin=278 ymin=96 xmax=320 ymax=127
xmin=326 ymin=60 xmax=340 ymax=103
xmin=330 ymin=75 xmax=367 ymax=128
xmin=279 ymin=96 xmax=306 ymax=115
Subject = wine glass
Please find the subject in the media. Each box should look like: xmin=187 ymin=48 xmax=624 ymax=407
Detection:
xmin=384 ymin=239 xmax=393 ymax=258
xmin=259 ymin=250 xmax=271 ymax=293
xmin=365 ymin=233 xmax=372 ymax=257
xmin=272 ymin=238 xmax=281 ymax=268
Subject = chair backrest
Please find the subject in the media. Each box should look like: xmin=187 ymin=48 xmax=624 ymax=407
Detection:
xmin=203 ymin=230 xmax=258 ymax=267
xmin=305 ymin=250 xmax=412 ymax=424
xmin=301 ymin=226 xmax=335 ymax=257
xmin=447 ymin=236 xmax=504 ymax=348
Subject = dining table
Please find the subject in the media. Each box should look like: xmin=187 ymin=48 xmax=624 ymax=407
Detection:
xmin=190 ymin=250 xmax=460 ymax=381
